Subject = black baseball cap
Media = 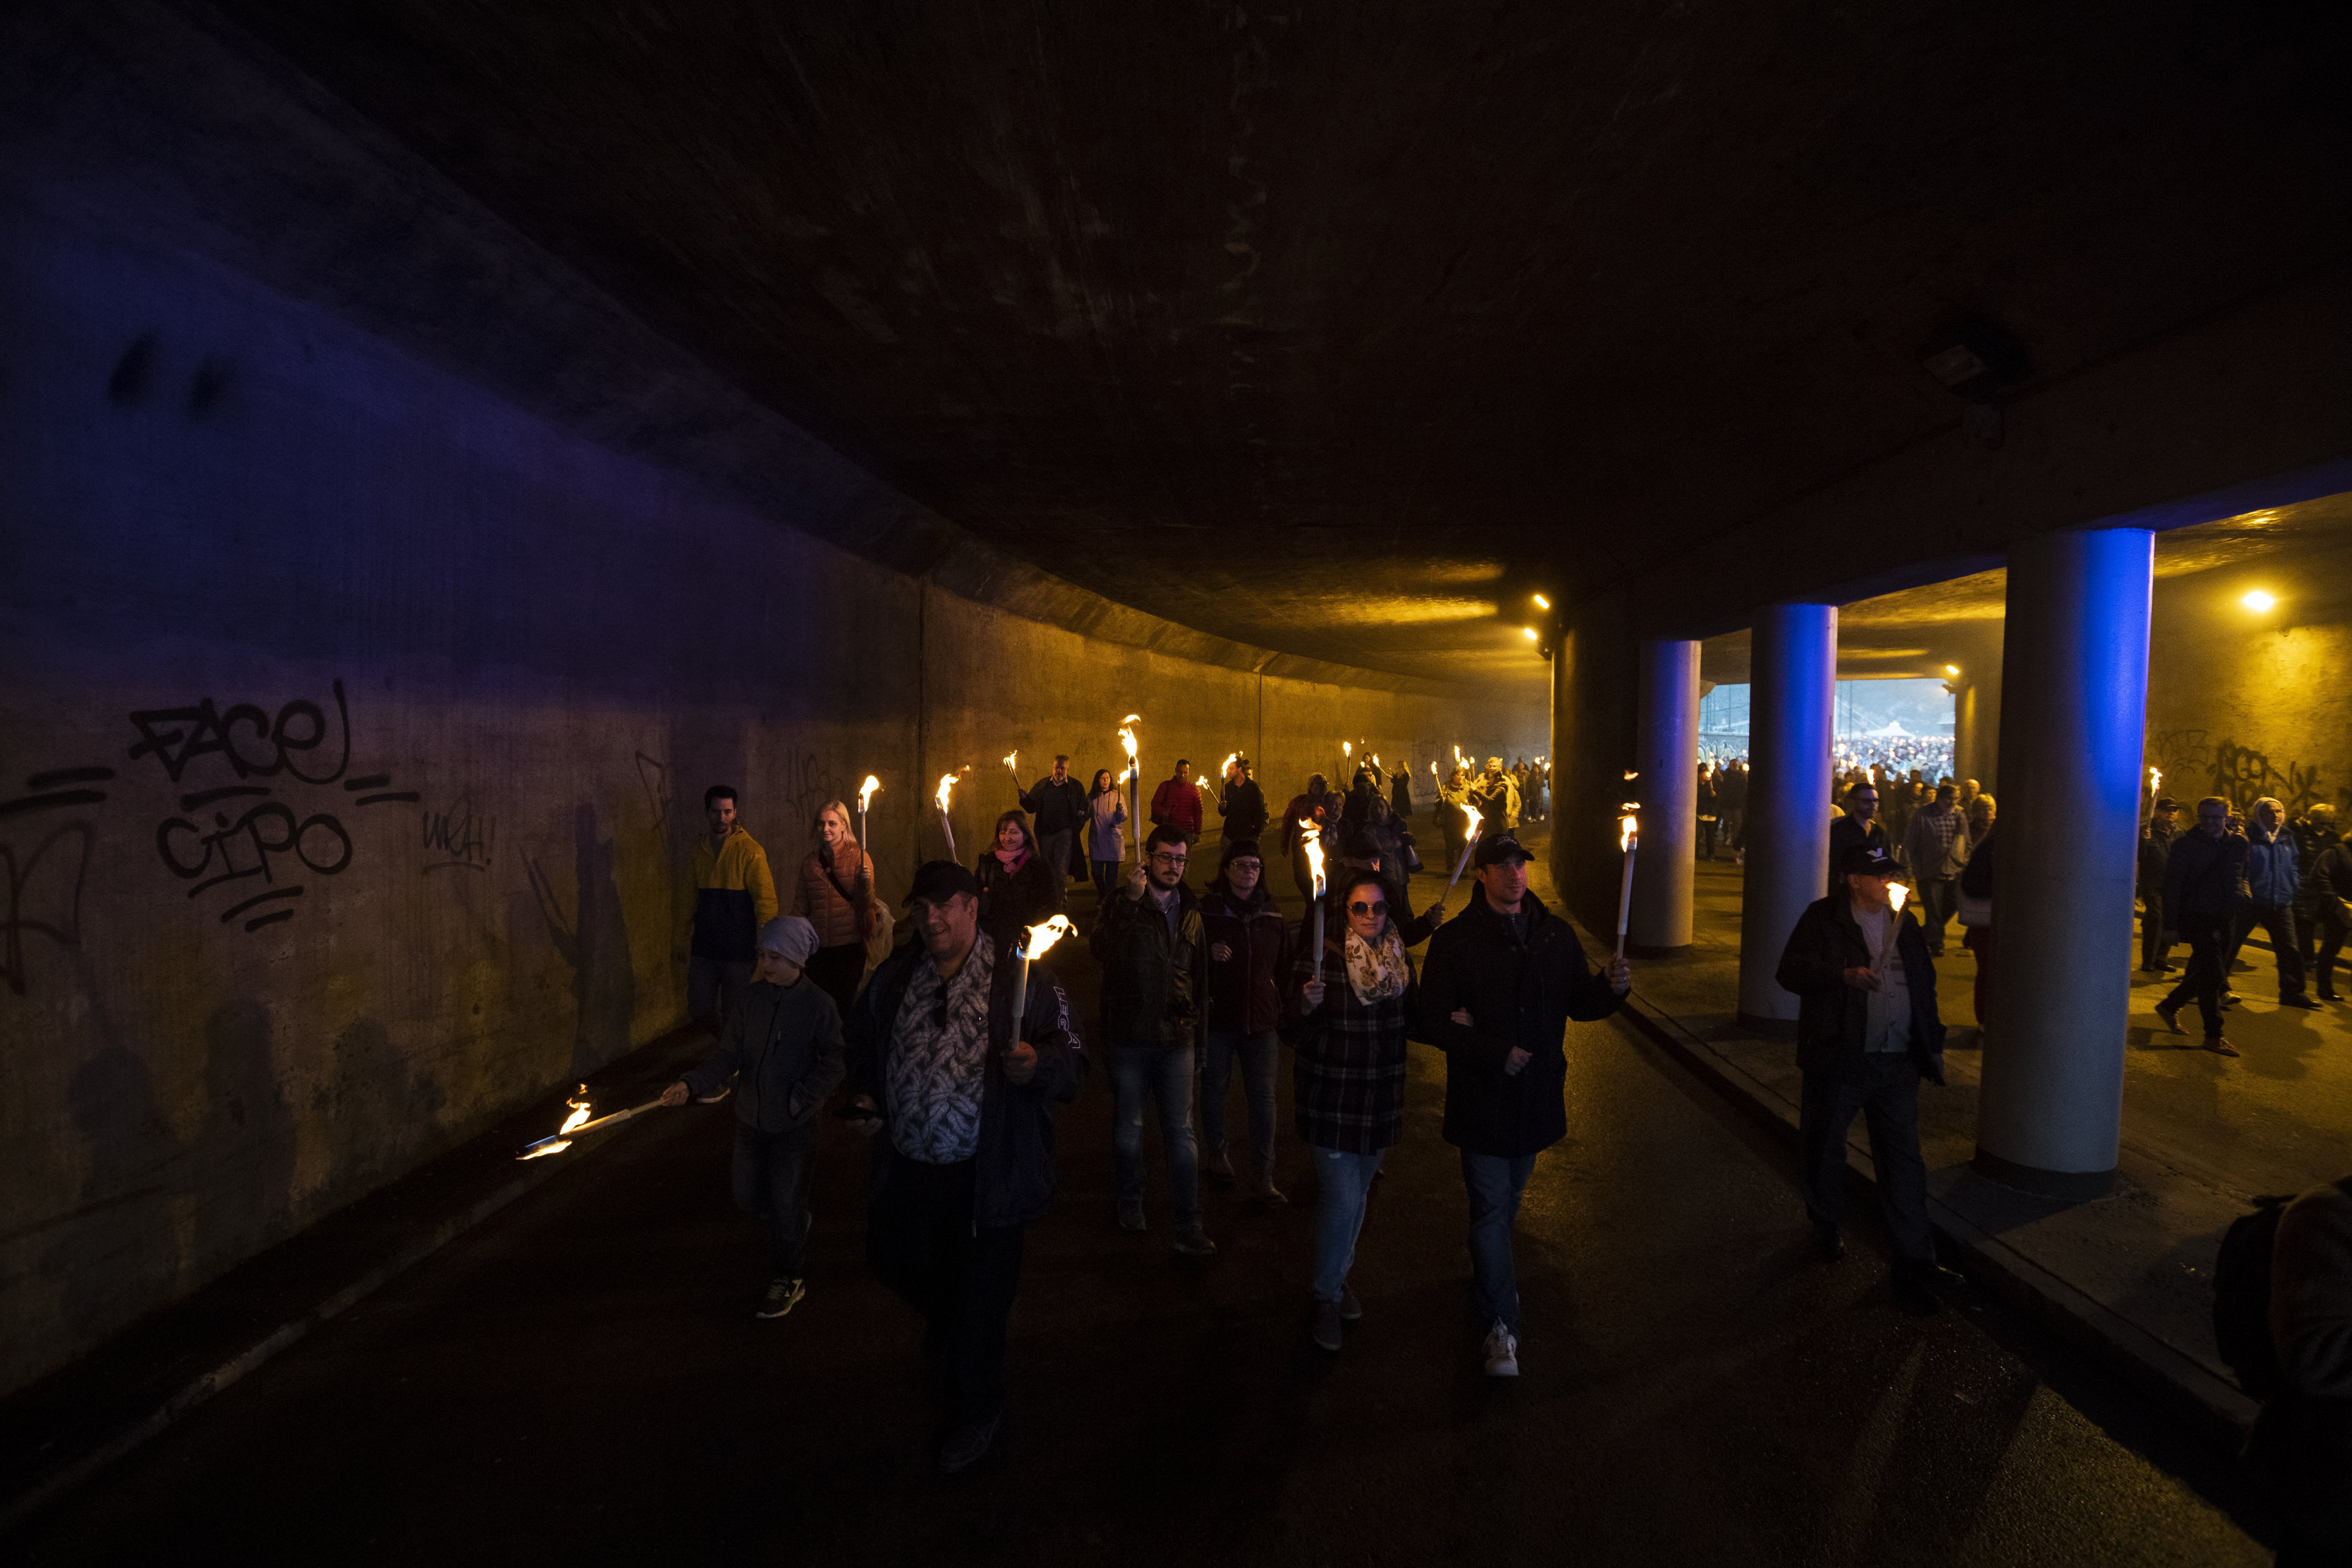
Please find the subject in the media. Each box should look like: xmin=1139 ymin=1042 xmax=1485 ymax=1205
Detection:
xmin=1839 ymin=845 xmax=1900 ymax=878
xmin=902 ymin=859 xmax=981 ymax=906
xmin=1473 ymin=832 xmax=1534 ymax=869
xmin=2153 ymin=796 xmax=2179 ymax=811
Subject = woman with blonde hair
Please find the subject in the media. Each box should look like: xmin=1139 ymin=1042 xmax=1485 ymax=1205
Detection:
xmin=791 ymin=799 xmax=877 ymax=1013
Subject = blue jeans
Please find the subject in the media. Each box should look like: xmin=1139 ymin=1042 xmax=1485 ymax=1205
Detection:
xmin=1201 ymin=1029 xmax=1279 ymax=1181
xmin=1461 ymin=1149 xmax=1538 ymax=1331
xmin=1311 ymin=1147 xmax=1384 ymax=1302
xmin=1110 ymin=1045 xmax=1199 ymax=1226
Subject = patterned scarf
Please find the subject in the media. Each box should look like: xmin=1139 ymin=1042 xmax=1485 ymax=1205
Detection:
xmin=1344 ymin=923 xmax=1409 ymax=1004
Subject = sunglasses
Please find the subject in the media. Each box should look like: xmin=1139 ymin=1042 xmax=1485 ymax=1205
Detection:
xmin=1347 ymin=900 xmax=1388 ymax=917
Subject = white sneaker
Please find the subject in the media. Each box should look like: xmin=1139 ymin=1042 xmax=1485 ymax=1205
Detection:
xmin=1482 ymin=1320 xmax=1519 ymax=1378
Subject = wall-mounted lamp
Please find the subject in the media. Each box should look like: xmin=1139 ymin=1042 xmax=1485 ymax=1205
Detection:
xmin=1943 ymin=664 xmax=1960 ymax=677
xmin=1532 ymin=593 xmax=1550 ymax=610
xmin=2243 ymin=590 xmax=2277 ymax=612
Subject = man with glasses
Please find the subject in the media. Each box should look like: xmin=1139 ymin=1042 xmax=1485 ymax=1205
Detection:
xmin=1420 ymin=831 xmax=1631 ymax=1377
xmin=1089 ymin=824 xmax=1216 ymax=1256
xmin=2156 ymin=796 xmax=2252 ymax=1056
xmin=1827 ymin=781 xmax=1889 ymax=894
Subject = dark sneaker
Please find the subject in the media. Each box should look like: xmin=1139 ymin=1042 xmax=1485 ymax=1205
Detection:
xmin=2153 ymin=1000 xmax=2184 ymax=1034
xmin=1339 ymin=1286 xmax=1364 ymax=1322
xmin=1255 ymin=1179 xmax=1289 ymax=1205
xmin=1172 ymin=1224 xmax=1218 ymax=1258
xmin=756 ymin=1278 xmax=806 ymax=1319
xmin=1202 ymin=1154 xmax=1236 ymax=1185
xmin=1814 ymin=1221 xmax=1846 ymax=1262
xmin=939 ymin=1411 xmax=1001 ymax=1473
xmin=2202 ymin=1036 xmax=2241 ymax=1058
xmin=1117 ymin=1203 xmax=1146 ymax=1233
xmin=1310 ymin=1298 xmax=1343 ymax=1352
xmin=2282 ymin=995 xmax=2323 ymax=1010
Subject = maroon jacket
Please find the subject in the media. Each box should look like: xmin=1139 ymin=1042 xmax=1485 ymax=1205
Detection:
xmin=1198 ymin=881 xmax=1294 ymax=1034
xmin=1150 ymin=777 xmax=1204 ymax=836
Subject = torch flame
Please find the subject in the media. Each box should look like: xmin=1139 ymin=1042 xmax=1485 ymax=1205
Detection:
xmin=1196 ymin=774 xmax=1211 ymax=789
xmin=1118 ymin=725 xmax=1138 ymax=764
xmin=1122 ymin=713 xmax=1141 ymax=725
xmin=1619 ymin=806 xmax=1640 ymax=852
xmin=936 ymin=772 xmax=959 ymax=814
xmin=1462 ymin=801 xmax=1483 ymax=842
xmin=858 ymin=775 xmax=881 ymax=812
xmin=1343 ymin=741 xmax=1352 ymax=758
xmin=2149 ymin=767 xmax=2162 ymax=792
xmin=1624 ymin=769 xmax=1639 ymax=781
xmin=557 ymin=1086 xmax=592 ymax=1137
xmin=1022 ymin=913 xmax=1074 ymax=960
xmin=1299 ymin=819 xmax=1326 ymax=897
xmin=1004 ymin=750 xmax=1019 ymax=774
xmin=519 ymin=1141 xmax=571 ymax=1160
xmin=1430 ymin=760 xmax=1439 ymax=779
xmin=1453 ymin=744 xmax=1467 ymax=771
xmin=1888 ymin=882 xmax=1910 ymax=914
xmin=1222 ymin=752 xmax=1239 ymax=777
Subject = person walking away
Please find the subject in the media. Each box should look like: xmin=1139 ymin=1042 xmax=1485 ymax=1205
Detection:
xmin=661 ymin=915 xmax=844 ymax=1319
xmin=1198 ymin=838 xmax=1293 ymax=1202
xmin=840 ymin=862 xmax=1085 ymax=1472
xmin=1696 ymin=765 xmax=1719 ymax=862
xmin=792 ymin=800 xmax=878 ymax=1015
xmin=2155 ymin=797 xmax=2250 ymax=1057
xmin=1901 ymin=782 xmax=1970 ymax=956
xmin=1018 ymin=755 xmax=1089 ymax=885
xmin=1282 ymin=774 xmax=1341 ymax=905
xmin=1473 ymin=758 xmax=1521 ymax=831
xmin=1086 ymin=769 xmax=1128 ymax=903
xmin=975 ymin=810 xmax=1063 ymax=945
xmin=1827 ymin=781 xmax=1889 ymax=892
xmin=1389 ymin=763 xmax=1415 ymax=822
xmin=1290 ymin=872 xmax=1420 ymax=1352
xmin=1722 ymin=760 xmax=1750 ymax=864
xmin=1777 ymin=846 xmax=1965 ymax=1314
xmin=1418 ymin=831 xmax=1630 ymax=1376
xmin=2310 ymin=834 xmax=2352 ymax=1002
xmin=690 ymin=785 xmax=780 ymax=1036
xmin=1957 ymin=805 xmax=1996 ymax=1031
xmin=1218 ymin=756 xmax=1270 ymax=844
xmin=2236 ymin=797 xmax=2319 ymax=1009
xmin=1089 ymin=825 xmax=1216 ymax=1256
xmin=1149 ymin=761 xmax=1206 ymax=848
xmin=2291 ymin=803 xmax=2342 ymax=973
xmin=2139 ymin=797 xmax=2180 ymax=973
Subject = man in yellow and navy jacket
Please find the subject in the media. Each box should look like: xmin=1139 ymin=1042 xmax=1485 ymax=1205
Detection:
xmin=691 ymin=784 xmax=779 ymax=1034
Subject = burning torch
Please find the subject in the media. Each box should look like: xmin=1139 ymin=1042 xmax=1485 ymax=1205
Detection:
xmin=1010 ymin=914 xmax=1073 ymax=1038
xmin=1119 ymin=716 xmax=1141 ymax=862
xmin=858 ymin=774 xmax=881 ymax=860
xmin=1447 ymin=800 xmax=1484 ymax=896
xmin=517 ymin=1084 xmax=667 ymax=1160
xmin=1302 ymin=819 xmax=1328 ymax=957
xmin=1615 ymin=801 xmax=1641 ymax=961
xmin=936 ymin=770 xmax=964 ymax=862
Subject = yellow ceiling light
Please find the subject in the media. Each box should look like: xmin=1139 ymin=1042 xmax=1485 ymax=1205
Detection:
xmin=1944 ymin=664 xmax=1960 ymax=676
xmin=1522 ymin=626 xmax=1539 ymax=639
xmin=2243 ymin=590 xmax=2276 ymax=612
xmin=1532 ymin=593 xmax=1550 ymax=610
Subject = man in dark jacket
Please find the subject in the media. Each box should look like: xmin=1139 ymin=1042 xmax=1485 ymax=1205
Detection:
xmin=1197 ymin=838 xmax=1293 ymax=1201
xmin=2157 ymin=796 xmax=2251 ymax=1056
xmin=2291 ymin=803 xmax=2341 ymax=973
xmin=1282 ymin=775 xmax=1341 ymax=905
xmin=842 ymin=860 xmax=1085 ymax=1473
xmin=1218 ymin=756 xmax=1270 ymax=843
xmin=2233 ymin=797 xmax=2319 ymax=1009
xmin=1089 ymin=824 xmax=1215 ymax=1256
xmin=662 ymin=915 xmax=845 ymax=1322
xmin=1419 ymin=832 xmax=1630 ymax=1378
xmin=1018 ymin=755 xmax=1089 ymax=883
xmin=2138 ymin=796 xmax=2179 ymax=973
xmin=1826 ymin=781 xmax=1888 ymax=893
xmin=2310 ymin=836 xmax=2352 ymax=1002
xmin=1776 ymin=845 xmax=1964 ymax=1315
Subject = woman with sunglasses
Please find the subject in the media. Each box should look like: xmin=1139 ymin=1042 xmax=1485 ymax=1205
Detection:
xmin=1289 ymin=874 xmax=1415 ymax=1353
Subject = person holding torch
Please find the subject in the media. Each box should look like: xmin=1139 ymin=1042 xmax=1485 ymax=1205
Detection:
xmin=1774 ymin=844 xmax=1964 ymax=1315
xmin=838 ymin=860 xmax=1086 ymax=1474
xmin=1418 ymin=832 xmax=1629 ymax=1378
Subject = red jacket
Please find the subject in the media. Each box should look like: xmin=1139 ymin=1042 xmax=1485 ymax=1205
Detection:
xmin=1149 ymin=778 xmax=1204 ymax=836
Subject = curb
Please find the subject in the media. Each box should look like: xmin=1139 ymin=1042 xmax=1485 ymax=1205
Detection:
xmin=0 ymin=1062 xmax=686 ymax=1535
xmin=1613 ymin=988 xmax=2261 ymax=1453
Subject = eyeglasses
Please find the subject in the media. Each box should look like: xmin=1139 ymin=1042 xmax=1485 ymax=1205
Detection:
xmin=1347 ymin=900 xmax=1388 ymax=917
xmin=1149 ymin=852 xmax=1187 ymax=866
xmin=1227 ymin=859 xmax=1262 ymax=872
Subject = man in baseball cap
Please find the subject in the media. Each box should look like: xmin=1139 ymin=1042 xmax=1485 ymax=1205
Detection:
xmin=1775 ymin=842 xmax=1963 ymax=1314
xmin=660 ymin=913 xmax=843 ymax=1323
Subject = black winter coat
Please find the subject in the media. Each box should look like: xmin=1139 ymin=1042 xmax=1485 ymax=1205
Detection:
xmin=1773 ymin=894 xmax=1946 ymax=1084
xmin=845 ymin=933 xmax=1087 ymax=1229
xmin=1199 ymin=881 xmax=1292 ymax=1034
xmin=1418 ymin=885 xmax=1624 ymax=1157
xmin=1089 ymin=882 xmax=1208 ymax=1051
xmin=975 ymin=850 xmax=1065 ymax=942
xmin=1218 ymin=778 xmax=1270 ymax=840
xmin=681 ymin=976 xmax=847 ymax=1133
xmin=1019 ymin=776 xmax=1089 ymax=836
xmin=2138 ymin=820 xmax=2174 ymax=893
xmin=2164 ymin=827 xmax=2250 ymax=922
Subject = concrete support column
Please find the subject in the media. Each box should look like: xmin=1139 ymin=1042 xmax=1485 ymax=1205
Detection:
xmin=1975 ymin=529 xmax=2153 ymax=1198
xmin=1737 ymin=603 xmax=1837 ymax=1032
xmin=1953 ymin=660 xmax=2001 ymax=794
xmin=1630 ymin=638 xmax=1699 ymax=953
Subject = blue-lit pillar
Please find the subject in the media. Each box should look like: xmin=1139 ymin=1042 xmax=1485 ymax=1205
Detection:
xmin=1630 ymin=638 xmax=1698 ymax=952
xmin=1974 ymin=529 xmax=2153 ymax=1198
xmin=1737 ymin=604 xmax=1837 ymax=1031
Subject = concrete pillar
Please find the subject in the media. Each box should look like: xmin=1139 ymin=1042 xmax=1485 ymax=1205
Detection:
xmin=1954 ymin=661 xmax=2001 ymax=794
xmin=1549 ymin=595 xmax=1639 ymax=934
xmin=1737 ymin=603 xmax=1838 ymax=1032
xmin=1630 ymin=638 xmax=1699 ymax=953
xmin=1974 ymin=529 xmax=2153 ymax=1199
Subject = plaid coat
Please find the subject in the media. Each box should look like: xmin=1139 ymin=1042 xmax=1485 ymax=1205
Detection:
xmin=1286 ymin=919 xmax=1410 ymax=1154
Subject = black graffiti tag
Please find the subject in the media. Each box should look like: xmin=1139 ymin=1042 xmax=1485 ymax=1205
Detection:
xmin=127 ymin=679 xmax=351 ymax=785
xmin=156 ymin=797 xmax=352 ymax=931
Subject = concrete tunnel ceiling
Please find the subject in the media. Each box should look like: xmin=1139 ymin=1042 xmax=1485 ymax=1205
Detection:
xmin=215 ymin=1 xmax=2352 ymax=686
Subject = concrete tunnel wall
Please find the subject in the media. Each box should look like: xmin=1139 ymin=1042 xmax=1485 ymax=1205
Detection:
xmin=0 ymin=169 xmax=1542 ymax=1397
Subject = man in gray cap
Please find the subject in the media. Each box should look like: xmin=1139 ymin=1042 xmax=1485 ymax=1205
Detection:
xmin=662 ymin=914 xmax=845 ymax=1321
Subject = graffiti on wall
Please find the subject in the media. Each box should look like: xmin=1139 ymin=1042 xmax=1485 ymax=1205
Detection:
xmin=2147 ymin=728 xmax=2351 ymax=817
xmin=776 ymin=745 xmax=840 ymax=840
xmin=0 ymin=765 xmax=103 ymax=995
xmin=421 ymin=793 xmax=494 ymax=873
